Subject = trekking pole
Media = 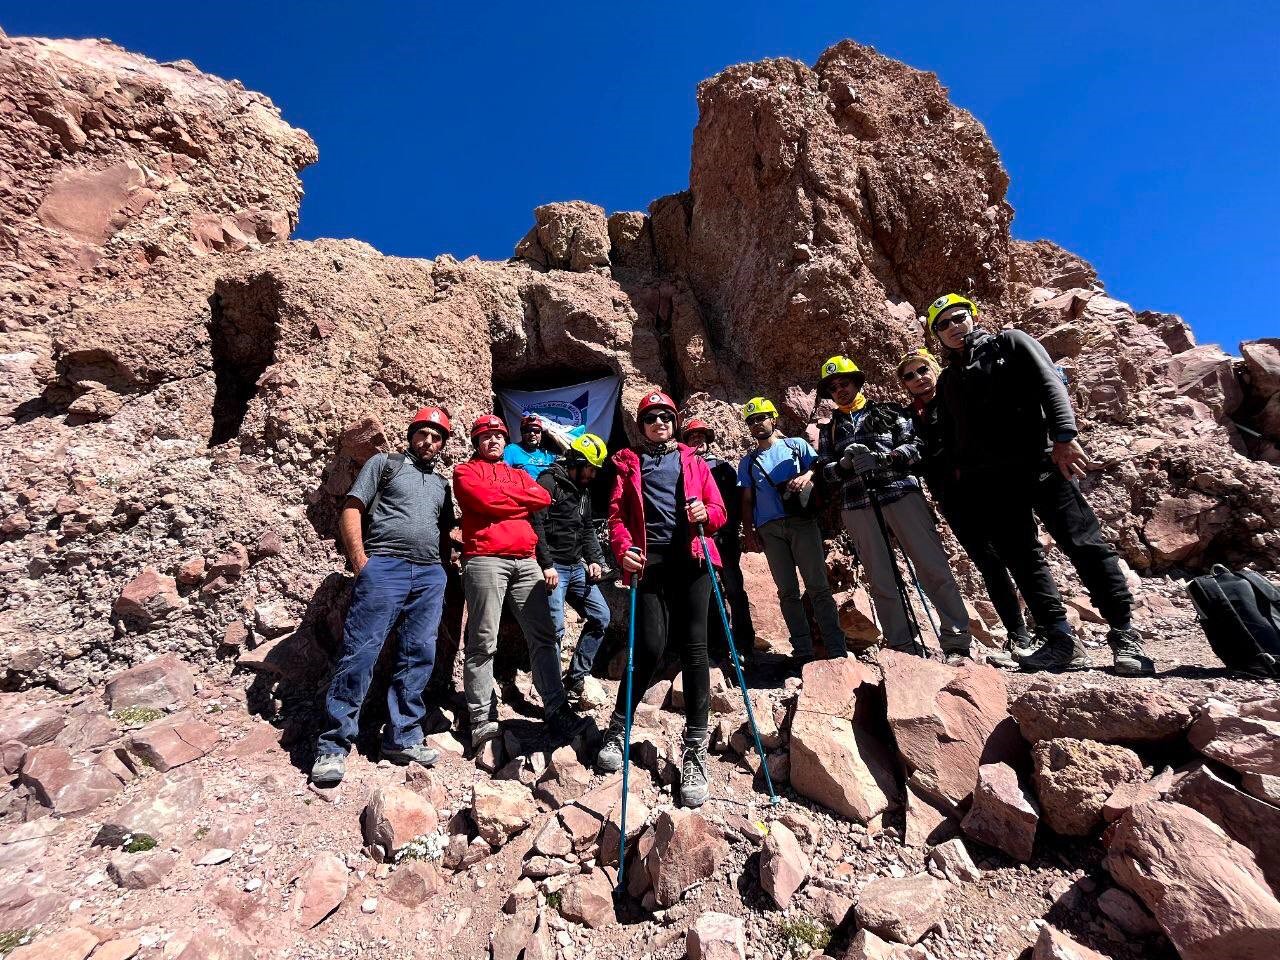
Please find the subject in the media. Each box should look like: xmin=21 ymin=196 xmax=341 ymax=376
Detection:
xmin=865 ymin=487 xmax=927 ymax=658
xmin=615 ymin=549 xmax=640 ymax=897
xmin=902 ymin=552 xmax=942 ymax=643
xmin=688 ymin=500 xmax=780 ymax=806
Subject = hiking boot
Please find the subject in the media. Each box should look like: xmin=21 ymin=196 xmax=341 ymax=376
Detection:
xmin=469 ymin=719 xmax=500 ymax=751
xmin=563 ymin=673 xmax=586 ymax=708
xmin=1008 ymin=630 xmax=1037 ymax=659
xmin=1015 ymin=625 xmax=1089 ymax=672
xmin=382 ymin=742 xmax=439 ymax=768
xmin=1108 ymin=627 xmax=1156 ymax=677
xmin=595 ymin=712 xmax=627 ymax=773
xmin=943 ymin=649 xmax=972 ymax=667
xmin=982 ymin=646 xmax=1018 ymax=670
xmin=546 ymin=703 xmax=594 ymax=742
xmin=310 ymin=751 xmax=346 ymax=787
xmin=680 ymin=732 xmax=710 ymax=808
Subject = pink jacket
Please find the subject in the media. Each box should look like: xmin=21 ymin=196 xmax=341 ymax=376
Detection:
xmin=608 ymin=443 xmax=726 ymax=568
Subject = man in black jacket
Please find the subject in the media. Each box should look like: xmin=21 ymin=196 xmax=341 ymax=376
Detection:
xmin=929 ymin=293 xmax=1154 ymax=676
xmin=531 ymin=433 xmax=612 ymax=703
xmin=681 ymin=418 xmax=756 ymax=654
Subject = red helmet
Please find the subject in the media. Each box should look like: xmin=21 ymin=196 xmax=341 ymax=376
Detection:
xmin=679 ymin=418 xmax=715 ymax=443
xmin=408 ymin=406 xmax=451 ymax=440
xmin=470 ymin=414 xmax=509 ymax=440
xmin=637 ymin=390 xmax=677 ymax=419
xmin=520 ymin=413 xmax=543 ymax=431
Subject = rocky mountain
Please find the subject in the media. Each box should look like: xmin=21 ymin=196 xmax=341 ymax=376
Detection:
xmin=1 ymin=26 xmax=1278 ymax=960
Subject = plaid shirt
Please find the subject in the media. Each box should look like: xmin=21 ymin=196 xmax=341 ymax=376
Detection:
xmin=815 ymin=402 xmax=922 ymax=511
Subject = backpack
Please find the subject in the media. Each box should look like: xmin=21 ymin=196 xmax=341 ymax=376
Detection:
xmin=1187 ymin=565 xmax=1280 ymax=677
xmin=358 ymin=453 xmax=408 ymax=540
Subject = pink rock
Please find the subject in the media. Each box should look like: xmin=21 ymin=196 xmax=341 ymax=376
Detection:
xmin=759 ymin=821 xmax=809 ymax=908
xmin=532 ymin=817 xmax=574 ymax=859
xmin=6 ymin=927 xmax=99 ymax=960
xmin=927 ymin=837 xmax=981 ymax=883
xmin=385 ymin=861 xmax=442 ymax=906
xmin=852 ymin=874 xmax=947 ymax=945
xmin=645 ymin=809 xmax=730 ymax=908
xmin=125 ymin=718 xmax=219 ymax=771
xmin=35 ymin=161 xmax=155 ymax=245
xmin=253 ymin=529 xmax=286 ymax=559
xmin=1188 ymin=699 xmax=1280 ymax=778
xmin=113 ymin=569 xmax=181 ymax=627
xmin=1143 ymin=495 xmax=1231 ymax=565
xmin=1166 ymin=344 xmax=1245 ymax=419
xmin=206 ymin=543 xmax=250 ymax=581
xmin=1096 ymin=887 xmax=1160 ymax=937
xmin=686 ymin=911 xmax=746 ymax=960
xmin=961 ymin=762 xmax=1039 ymax=862
xmin=837 ymin=587 xmax=881 ymax=649
xmin=797 ymin=656 xmax=877 ymax=719
xmin=557 ymin=868 xmax=617 ymax=928
xmin=879 ymin=649 xmax=1020 ymax=809
xmin=1010 ymin=682 xmax=1192 ymax=743
xmin=108 ymin=850 xmax=176 ymax=889
xmin=92 ymin=937 xmax=143 ymax=960
xmin=904 ymin=783 xmax=957 ymax=848
xmin=1168 ymin=763 xmax=1280 ymax=893
xmin=104 ymin=654 xmax=195 ymax=710
xmin=1032 ymin=738 xmax=1143 ymax=837
xmin=20 ymin=744 xmax=122 ymax=815
xmin=1031 ymin=925 xmax=1113 ymax=960
xmin=1105 ymin=800 xmax=1280 ymax=959
xmin=2 ymin=705 xmax=65 ymax=746
xmin=96 ymin=773 xmax=204 ymax=845
xmin=1101 ymin=768 xmax=1176 ymax=823
xmin=177 ymin=557 xmax=206 ymax=586
xmin=472 ymin=780 xmax=534 ymax=848
xmin=843 ymin=929 xmax=916 ymax=959
xmin=363 ymin=786 xmax=439 ymax=858
xmin=294 ymin=851 xmax=348 ymax=929
xmin=789 ymin=711 xmax=899 ymax=823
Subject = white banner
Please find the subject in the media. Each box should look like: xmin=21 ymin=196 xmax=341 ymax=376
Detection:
xmin=497 ymin=375 xmax=621 ymax=445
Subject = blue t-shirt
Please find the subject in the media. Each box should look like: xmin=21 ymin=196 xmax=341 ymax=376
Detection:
xmin=737 ymin=438 xmax=817 ymax=528
xmin=641 ymin=449 xmax=683 ymax=548
xmin=503 ymin=443 xmax=558 ymax=479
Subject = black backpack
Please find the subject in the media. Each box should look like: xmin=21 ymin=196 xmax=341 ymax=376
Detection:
xmin=1187 ymin=565 xmax=1280 ymax=678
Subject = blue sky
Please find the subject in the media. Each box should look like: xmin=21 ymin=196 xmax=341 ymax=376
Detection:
xmin=5 ymin=2 xmax=1277 ymax=347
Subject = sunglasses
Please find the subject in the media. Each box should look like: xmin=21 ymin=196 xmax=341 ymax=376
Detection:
xmin=641 ymin=412 xmax=675 ymax=425
xmin=900 ymin=366 xmax=932 ymax=382
xmin=934 ymin=312 xmax=968 ymax=333
xmin=745 ymin=414 xmax=772 ymax=426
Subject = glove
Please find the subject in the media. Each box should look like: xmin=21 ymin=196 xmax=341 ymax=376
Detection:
xmin=840 ymin=444 xmax=882 ymax=476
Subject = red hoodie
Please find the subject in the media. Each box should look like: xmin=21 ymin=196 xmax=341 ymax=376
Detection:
xmin=453 ymin=458 xmax=552 ymax=558
xmin=608 ymin=443 xmax=726 ymax=569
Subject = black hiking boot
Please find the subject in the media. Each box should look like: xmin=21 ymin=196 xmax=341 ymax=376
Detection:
xmin=1107 ymin=627 xmax=1155 ymax=676
xmin=1015 ymin=625 xmax=1089 ymax=672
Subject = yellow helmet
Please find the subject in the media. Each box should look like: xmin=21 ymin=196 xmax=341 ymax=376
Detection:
xmin=741 ymin=397 xmax=779 ymax=420
xmin=896 ymin=347 xmax=941 ymax=378
xmin=816 ymin=355 xmax=864 ymax=398
xmin=568 ymin=432 xmax=608 ymax=468
xmin=926 ymin=293 xmax=979 ymax=334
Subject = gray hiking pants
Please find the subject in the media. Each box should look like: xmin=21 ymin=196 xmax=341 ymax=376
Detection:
xmin=758 ymin=516 xmax=848 ymax=657
xmin=462 ymin=555 xmax=567 ymax=727
xmin=842 ymin=490 xmax=970 ymax=654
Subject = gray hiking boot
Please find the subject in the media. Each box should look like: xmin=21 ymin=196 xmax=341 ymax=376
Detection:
xmin=1015 ymin=624 xmax=1089 ymax=672
xmin=943 ymin=649 xmax=972 ymax=667
xmin=382 ymin=742 xmax=439 ymax=768
xmin=1108 ymin=627 xmax=1155 ymax=676
xmin=1008 ymin=630 xmax=1037 ymax=659
xmin=680 ymin=732 xmax=710 ymax=808
xmin=310 ymin=751 xmax=346 ymax=787
xmin=469 ymin=719 xmax=500 ymax=752
xmin=982 ymin=646 xmax=1018 ymax=670
xmin=595 ymin=712 xmax=627 ymax=773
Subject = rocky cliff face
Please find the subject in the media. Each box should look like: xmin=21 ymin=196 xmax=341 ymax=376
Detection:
xmin=0 ymin=30 xmax=1277 ymax=699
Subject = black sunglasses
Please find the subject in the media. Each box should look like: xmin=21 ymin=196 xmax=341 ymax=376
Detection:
xmin=900 ymin=366 xmax=932 ymax=382
xmin=745 ymin=414 xmax=772 ymax=425
xmin=641 ymin=411 xmax=675 ymax=425
xmin=934 ymin=312 xmax=968 ymax=333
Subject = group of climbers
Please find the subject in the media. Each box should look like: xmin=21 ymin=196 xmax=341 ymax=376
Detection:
xmin=309 ymin=290 xmax=1154 ymax=810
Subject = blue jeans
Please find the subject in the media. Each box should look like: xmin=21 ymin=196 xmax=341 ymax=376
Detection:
xmin=547 ymin=563 xmax=611 ymax=685
xmin=317 ymin=556 xmax=446 ymax=755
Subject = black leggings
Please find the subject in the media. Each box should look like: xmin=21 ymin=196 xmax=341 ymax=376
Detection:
xmin=615 ymin=547 xmax=712 ymax=736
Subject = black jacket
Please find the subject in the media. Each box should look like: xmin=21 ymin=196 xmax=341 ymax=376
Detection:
xmin=531 ymin=462 xmax=604 ymax=569
xmin=702 ymin=455 xmax=742 ymax=547
xmin=935 ymin=329 xmax=1077 ymax=481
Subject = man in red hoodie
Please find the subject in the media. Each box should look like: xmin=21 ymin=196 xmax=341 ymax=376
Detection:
xmin=453 ymin=414 xmax=593 ymax=748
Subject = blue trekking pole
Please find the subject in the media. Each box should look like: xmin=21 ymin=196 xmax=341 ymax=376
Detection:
xmin=689 ymin=500 xmax=779 ymax=806
xmin=615 ymin=548 xmax=640 ymax=896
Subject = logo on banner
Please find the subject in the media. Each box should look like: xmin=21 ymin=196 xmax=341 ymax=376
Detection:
xmin=524 ymin=391 xmax=589 ymax=427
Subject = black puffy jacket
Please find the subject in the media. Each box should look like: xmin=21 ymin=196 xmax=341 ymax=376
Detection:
xmin=531 ymin=461 xmax=604 ymax=569
xmin=935 ymin=329 xmax=1077 ymax=481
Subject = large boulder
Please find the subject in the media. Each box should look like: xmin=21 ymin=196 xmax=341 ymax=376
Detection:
xmin=852 ymin=874 xmax=947 ymax=945
xmin=879 ymin=649 xmax=1020 ymax=810
xmin=759 ymin=821 xmax=809 ymax=909
xmin=1032 ymin=738 xmax=1143 ymax=837
xmin=362 ymin=786 xmax=438 ymax=859
xmin=1168 ymin=764 xmax=1280 ymax=894
xmin=645 ymin=809 xmax=729 ymax=908
xmin=1010 ymin=682 xmax=1192 ymax=744
xmin=686 ymin=912 xmax=746 ymax=960
xmin=104 ymin=655 xmax=196 ymax=711
xmin=789 ymin=710 xmax=899 ymax=823
xmin=1188 ymin=699 xmax=1280 ymax=778
xmin=962 ymin=762 xmax=1039 ymax=862
xmin=1105 ymin=800 xmax=1280 ymax=960
xmin=471 ymin=780 xmax=535 ymax=848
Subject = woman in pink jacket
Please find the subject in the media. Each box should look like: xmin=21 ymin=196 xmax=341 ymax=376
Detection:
xmin=596 ymin=391 xmax=726 ymax=807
